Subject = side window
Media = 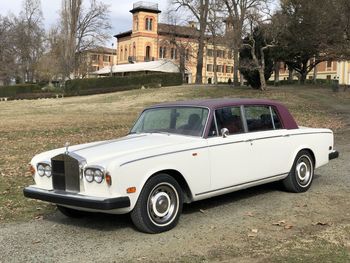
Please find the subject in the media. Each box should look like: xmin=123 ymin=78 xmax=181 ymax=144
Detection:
xmin=244 ymin=106 xmax=274 ymax=132
xmin=215 ymin=107 xmax=244 ymax=135
xmin=271 ymin=108 xmax=282 ymax=129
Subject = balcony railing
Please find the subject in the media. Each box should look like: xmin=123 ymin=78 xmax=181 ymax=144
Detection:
xmin=133 ymin=1 xmax=158 ymax=11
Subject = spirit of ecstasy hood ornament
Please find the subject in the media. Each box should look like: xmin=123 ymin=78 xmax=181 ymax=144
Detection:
xmin=65 ymin=142 xmax=70 ymax=154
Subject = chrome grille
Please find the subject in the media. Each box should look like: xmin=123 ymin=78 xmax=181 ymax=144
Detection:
xmin=51 ymin=154 xmax=80 ymax=192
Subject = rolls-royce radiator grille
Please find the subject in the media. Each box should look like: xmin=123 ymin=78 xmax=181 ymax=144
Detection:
xmin=51 ymin=154 xmax=80 ymax=192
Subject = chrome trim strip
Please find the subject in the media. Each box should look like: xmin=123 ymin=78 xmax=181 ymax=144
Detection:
xmin=120 ymin=146 xmax=208 ymax=167
xmin=195 ymin=173 xmax=289 ymax=196
xmin=119 ymin=131 xmax=332 ymax=166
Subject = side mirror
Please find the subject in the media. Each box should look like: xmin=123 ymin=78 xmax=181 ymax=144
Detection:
xmin=221 ymin=128 xmax=229 ymax=138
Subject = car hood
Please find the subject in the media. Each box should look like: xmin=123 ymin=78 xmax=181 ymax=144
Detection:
xmin=32 ymin=133 xmax=202 ymax=167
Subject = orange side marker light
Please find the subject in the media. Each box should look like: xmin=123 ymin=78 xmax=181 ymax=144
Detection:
xmin=127 ymin=187 xmax=136 ymax=194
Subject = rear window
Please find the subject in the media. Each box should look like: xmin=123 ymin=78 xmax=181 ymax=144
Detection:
xmin=244 ymin=106 xmax=282 ymax=132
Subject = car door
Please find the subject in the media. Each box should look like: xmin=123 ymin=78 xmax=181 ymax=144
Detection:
xmin=207 ymin=106 xmax=255 ymax=190
xmin=241 ymin=105 xmax=293 ymax=180
xmin=207 ymin=105 xmax=293 ymax=192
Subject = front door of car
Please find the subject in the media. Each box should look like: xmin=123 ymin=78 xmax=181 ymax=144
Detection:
xmin=207 ymin=106 xmax=255 ymax=190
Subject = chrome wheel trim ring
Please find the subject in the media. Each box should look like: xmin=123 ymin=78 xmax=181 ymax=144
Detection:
xmin=295 ymin=155 xmax=313 ymax=187
xmin=147 ymin=182 xmax=179 ymax=227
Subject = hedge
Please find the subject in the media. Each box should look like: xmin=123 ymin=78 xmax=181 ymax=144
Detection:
xmin=267 ymin=79 xmax=334 ymax=86
xmin=0 ymin=84 xmax=42 ymax=98
xmin=65 ymin=73 xmax=183 ymax=95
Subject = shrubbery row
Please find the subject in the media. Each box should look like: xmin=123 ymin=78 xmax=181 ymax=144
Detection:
xmin=65 ymin=73 xmax=183 ymax=95
xmin=0 ymin=73 xmax=183 ymax=99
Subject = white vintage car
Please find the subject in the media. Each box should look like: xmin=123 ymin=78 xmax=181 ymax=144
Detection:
xmin=24 ymin=99 xmax=339 ymax=233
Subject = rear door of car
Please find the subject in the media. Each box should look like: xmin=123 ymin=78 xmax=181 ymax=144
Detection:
xmin=206 ymin=105 xmax=292 ymax=192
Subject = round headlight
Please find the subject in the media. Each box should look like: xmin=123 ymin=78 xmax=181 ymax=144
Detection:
xmin=85 ymin=169 xmax=94 ymax=182
xmin=94 ymin=170 xmax=104 ymax=183
xmin=44 ymin=165 xmax=52 ymax=177
xmin=37 ymin=164 xmax=45 ymax=177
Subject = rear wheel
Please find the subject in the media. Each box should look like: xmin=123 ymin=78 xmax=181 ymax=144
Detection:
xmin=131 ymin=174 xmax=183 ymax=233
xmin=283 ymin=150 xmax=314 ymax=193
xmin=56 ymin=205 xmax=88 ymax=218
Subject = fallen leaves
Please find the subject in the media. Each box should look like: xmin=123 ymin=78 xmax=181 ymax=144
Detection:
xmin=272 ymin=220 xmax=294 ymax=230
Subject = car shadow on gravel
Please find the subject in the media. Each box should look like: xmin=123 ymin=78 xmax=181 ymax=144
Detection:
xmin=46 ymin=211 xmax=135 ymax=232
xmin=43 ymin=175 xmax=322 ymax=232
xmin=182 ymin=174 xmax=321 ymax=215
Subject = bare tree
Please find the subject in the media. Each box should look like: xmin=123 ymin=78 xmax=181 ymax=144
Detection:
xmin=207 ymin=0 xmax=225 ymax=84
xmin=12 ymin=0 xmax=45 ymax=83
xmin=0 ymin=15 xmax=17 ymax=85
xmin=223 ymin=0 xmax=269 ymax=86
xmin=172 ymin=0 xmax=210 ymax=84
xmin=59 ymin=0 xmax=111 ymax=79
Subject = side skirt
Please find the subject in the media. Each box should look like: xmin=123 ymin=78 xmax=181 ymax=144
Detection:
xmin=192 ymin=173 xmax=289 ymax=201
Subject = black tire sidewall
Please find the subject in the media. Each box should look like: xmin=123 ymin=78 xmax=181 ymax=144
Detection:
xmin=132 ymin=174 xmax=183 ymax=233
xmin=285 ymin=150 xmax=314 ymax=193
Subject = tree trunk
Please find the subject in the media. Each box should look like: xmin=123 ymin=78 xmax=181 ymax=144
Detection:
xmin=258 ymin=67 xmax=267 ymax=91
xmin=288 ymin=66 xmax=293 ymax=81
xmin=300 ymin=72 xmax=307 ymax=84
xmin=233 ymin=48 xmax=239 ymax=86
xmin=313 ymin=64 xmax=318 ymax=84
xmin=240 ymin=71 xmax=244 ymax=86
xmin=274 ymin=61 xmax=280 ymax=86
xmin=195 ymin=40 xmax=204 ymax=84
xmin=213 ymin=46 xmax=218 ymax=84
xmin=179 ymin=50 xmax=186 ymax=83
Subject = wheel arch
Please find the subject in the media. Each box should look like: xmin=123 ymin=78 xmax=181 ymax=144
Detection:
xmin=149 ymin=169 xmax=193 ymax=204
xmin=290 ymin=147 xmax=316 ymax=169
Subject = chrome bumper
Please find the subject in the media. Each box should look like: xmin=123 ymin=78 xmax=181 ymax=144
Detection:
xmin=23 ymin=186 xmax=130 ymax=210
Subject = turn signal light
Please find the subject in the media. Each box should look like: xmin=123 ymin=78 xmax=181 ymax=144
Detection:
xmin=127 ymin=187 xmax=136 ymax=194
xmin=29 ymin=165 xmax=35 ymax=176
xmin=106 ymin=173 xmax=112 ymax=186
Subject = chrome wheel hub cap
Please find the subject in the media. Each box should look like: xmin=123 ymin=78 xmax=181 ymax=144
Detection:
xmin=147 ymin=183 xmax=179 ymax=226
xmin=295 ymin=155 xmax=313 ymax=187
xmin=151 ymin=192 xmax=171 ymax=217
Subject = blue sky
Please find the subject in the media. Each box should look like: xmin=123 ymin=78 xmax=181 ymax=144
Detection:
xmin=0 ymin=0 xmax=170 ymax=45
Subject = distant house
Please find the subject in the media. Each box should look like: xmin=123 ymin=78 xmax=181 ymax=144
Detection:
xmin=77 ymin=46 xmax=118 ymax=78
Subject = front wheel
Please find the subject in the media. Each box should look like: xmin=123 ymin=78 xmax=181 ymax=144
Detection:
xmin=283 ymin=150 xmax=314 ymax=193
xmin=131 ymin=174 xmax=183 ymax=233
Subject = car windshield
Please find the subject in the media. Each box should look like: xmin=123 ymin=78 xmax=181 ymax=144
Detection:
xmin=130 ymin=107 xmax=209 ymax=137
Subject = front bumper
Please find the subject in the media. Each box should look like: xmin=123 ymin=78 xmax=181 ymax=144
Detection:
xmin=329 ymin=150 xmax=339 ymax=161
xmin=23 ymin=186 xmax=130 ymax=210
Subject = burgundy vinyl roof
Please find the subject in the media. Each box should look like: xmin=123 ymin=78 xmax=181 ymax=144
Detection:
xmin=148 ymin=98 xmax=299 ymax=130
xmin=151 ymin=98 xmax=281 ymax=109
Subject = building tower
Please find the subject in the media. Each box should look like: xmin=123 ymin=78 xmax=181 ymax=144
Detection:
xmin=129 ymin=1 xmax=161 ymax=62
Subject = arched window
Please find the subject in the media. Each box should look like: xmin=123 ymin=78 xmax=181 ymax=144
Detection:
xmin=135 ymin=17 xmax=139 ymax=31
xmin=120 ymin=46 xmax=123 ymax=60
xmin=149 ymin=18 xmax=153 ymax=31
xmin=145 ymin=18 xmax=149 ymax=30
xmin=145 ymin=17 xmax=153 ymax=31
xmin=124 ymin=47 xmax=127 ymax=61
xmin=133 ymin=42 xmax=136 ymax=57
xmin=145 ymin=46 xmax=151 ymax=61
